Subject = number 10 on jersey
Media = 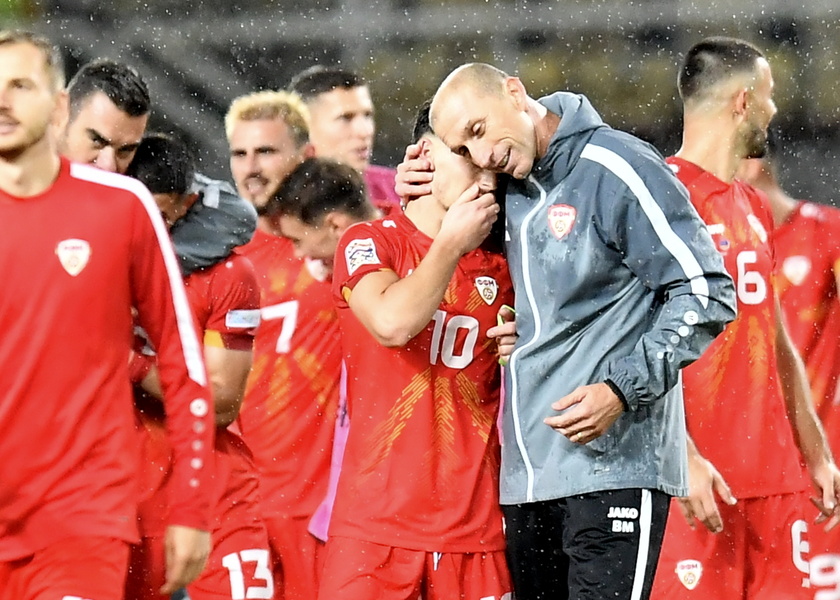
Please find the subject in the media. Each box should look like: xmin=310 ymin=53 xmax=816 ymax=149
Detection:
xmin=429 ymin=310 xmax=479 ymax=369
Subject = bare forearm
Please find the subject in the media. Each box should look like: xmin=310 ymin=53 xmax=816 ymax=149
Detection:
xmin=352 ymin=237 xmax=462 ymax=347
xmin=776 ymin=306 xmax=833 ymax=469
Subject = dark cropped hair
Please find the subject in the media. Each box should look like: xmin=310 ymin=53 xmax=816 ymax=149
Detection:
xmin=67 ymin=59 xmax=151 ymax=120
xmin=679 ymin=37 xmax=765 ymax=103
xmin=126 ymin=132 xmax=195 ymax=196
xmin=288 ymin=66 xmax=366 ymax=102
xmin=411 ymin=100 xmax=433 ymax=144
xmin=265 ymin=157 xmax=374 ymax=225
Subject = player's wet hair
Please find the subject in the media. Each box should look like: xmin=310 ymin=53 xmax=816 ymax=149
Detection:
xmin=0 ymin=29 xmax=64 ymax=90
xmin=67 ymin=59 xmax=150 ymax=121
xmin=679 ymin=37 xmax=765 ymax=103
xmin=265 ymin=157 xmax=375 ymax=225
xmin=411 ymin=100 xmax=433 ymax=144
xmin=126 ymin=132 xmax=195 ymax=197
xmin=288 ymin=66 xmax=366 ymax=102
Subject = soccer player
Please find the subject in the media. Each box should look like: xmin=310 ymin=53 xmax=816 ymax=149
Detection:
xmin=0 ymin=30 xmax=213 ymax=599
xmin=291 ymin=105 xmax=513 ymax=600
xmin=124 ymin=133 xmax=272 ymax=600
xmin=60 ymin=58 xmax=255 ymax=274
xmin=428 ymin=63 xmax=737 ymax=600
xmin=738 ymin=145 xmax=840 ymax=596
xmin=225 ymin=90 xmax=337 ymax=600
xmin=288 ymin=66 xmax=402 ymax=215
xmin=649 ymin=37 xmax=840 ymax=599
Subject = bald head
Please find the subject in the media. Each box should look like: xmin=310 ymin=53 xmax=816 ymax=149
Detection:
xmin=429 ymin=62 xmax=539 ymax=179
xmin=430 ymin=63 xmax=508 ymax=128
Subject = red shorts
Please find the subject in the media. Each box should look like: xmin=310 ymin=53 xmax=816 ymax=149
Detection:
xmin=317 ymin=535 xmax=512 ymax=600
xmin=264 ymin=514 xmax=325 ymax=600
xmin=651 ymin=491 xmax=812 ymax=600
xmin=0 ymin=536 xmax=129 ymax=600
xmin=808 ymin=516 xmax=840 ymax=597
xmin=125 ymin=524 xmax=272 ymax=600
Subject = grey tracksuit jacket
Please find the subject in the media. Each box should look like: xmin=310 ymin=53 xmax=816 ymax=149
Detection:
xmin=500 ymin=92 xmax=737 ymax=504
xmin=172 ymin=173 xmax=257 ymax=275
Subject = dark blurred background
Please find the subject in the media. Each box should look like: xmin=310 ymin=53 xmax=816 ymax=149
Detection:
xmin=6 ymin=0 xmax=840 ymax=203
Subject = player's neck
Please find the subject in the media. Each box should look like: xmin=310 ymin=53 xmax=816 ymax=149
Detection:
xmin=676 ymin=117 xmax=741 ymax=183
xmin=758 ymin=184 xmax=799 ymax=226
xmin=0 ymin=136 xmax=61 ymax=198
xmin=404 ymin=194 xmax=445 ymax=239
xmin=532 ymin=99 xmax=561 ymax=160
xmin=256 ymin=215 xmax=274 ymax=233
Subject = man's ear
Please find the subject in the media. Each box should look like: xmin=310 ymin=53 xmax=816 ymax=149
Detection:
xmin=733 ymin=87 xmax=750 ymax=119
xmin=302 ymin=143 xmax=317 ymax=159
xmin=323 ymin=211 xmax=354 ymax=237
xmin=504 ymin=76 xmax=528 ymax=110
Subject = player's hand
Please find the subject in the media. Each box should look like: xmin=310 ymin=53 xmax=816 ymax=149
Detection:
xmin=438 ymin=183 xmax=499 ymax=255
xmin=488 ymin=305 xmax=517 ymax=366
xmin=544 ymin=383 xmax=624 ymax=444
xmin=395 ymin=142 xmax=434 ymax=202
xmin=677 ymin=451 xmax=736 ymax=534
xmin=809 ymin=460 xmax=840 ymax=531
xmin=160 ymin=525 xmax=211 ymax=594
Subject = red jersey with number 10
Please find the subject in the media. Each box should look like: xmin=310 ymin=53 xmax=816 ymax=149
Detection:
xmin=331 ymin=213 xmax=512 ymax=552
xmin=238 ymin=229 xmax=341 ymax=518
xmin=668 ymin=157 xmax=808 ymax=498
xmin=772 ymin=202 xmax=840 ymax=457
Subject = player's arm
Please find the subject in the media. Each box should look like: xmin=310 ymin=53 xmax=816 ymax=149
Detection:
xmin=776 ymin=295 xmax=840 ymax=527
xmin=138 ymin=260 xmax=260 ymax=427
xmin=677 ymin=434 xmax=737 ymax=533
xmin=136 ymin=344 xmax=252 ymax=427
xmin=127 ymin=185 xmax=213 ymax=592
xmin=204 ymin=344 xmax=253 ymax=427
xmin=347 ymin=184 xmax=498 ymax=347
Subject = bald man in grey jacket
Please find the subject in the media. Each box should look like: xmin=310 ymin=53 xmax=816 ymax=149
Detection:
xmin=430 ymin=63 xmax=737 ymax=600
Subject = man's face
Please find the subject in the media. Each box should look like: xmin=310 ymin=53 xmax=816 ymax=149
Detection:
xmin=275 ymin=213 xmax=339 ymax=271
xmin=229 ymin=117 xmax=306 ymax=209
xmin=426 ymin=135 xmax=495 ymax=208
xmin=307 ymin=86 xmax=374 ymax=172
xmin=432 ymin=80 xmax=537 ymax=180
xmin=0 ymin=42 xmax=62 ymax=157
xmin=741 ymin=58 xmax=777 ymax=160
xmin=61 ymin=91 xmax=148 ymax=173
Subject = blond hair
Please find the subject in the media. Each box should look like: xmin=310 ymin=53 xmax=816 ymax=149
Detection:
xmin=225 ymin=90 xmax=310 ymax=147
xmin=0 ymin=29 xmax=64 ymax=90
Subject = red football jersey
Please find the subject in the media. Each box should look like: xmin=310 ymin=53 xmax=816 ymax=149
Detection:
xmin=772 ymin=202 xmax=840 ymax=456
xmin=0 ymin=160 xmax=213 ymax=561
xmin=669 ymin=157 xmax=809 ymax=498
xmin=238 ymin=229 xmax=342 ymax=518
xmin=330 ymin=212 xmax=512 ymax=552
xmin=137 ymin=253 xmax=262 ymax=538
xmin=364 ymin=164 xmax=402 ymax=217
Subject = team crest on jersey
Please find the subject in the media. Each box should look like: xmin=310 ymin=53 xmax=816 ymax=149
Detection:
xmin=345 ymin=238 xmax=380 ymax=275
xmin=55 ymin=239 xmax=91 ymax=276
xmin=675 ymin=560 xmax=703 ymax=590
xmin=547 ymin=204 xmax=576 ymax=240
xmin=782 ymin=255 xmax=811 ymax=286
xmin=475 ymin=276 xmax=498 ymax=305
xmin=747 ymin=213 xmax=768 ymax=243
